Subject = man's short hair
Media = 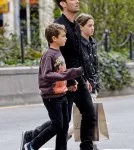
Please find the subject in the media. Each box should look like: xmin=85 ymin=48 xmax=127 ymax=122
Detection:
xmin=45 ymin=23 xmax=66 ymax=43
xmin=55 ymin=0 xmax=66 ymax=10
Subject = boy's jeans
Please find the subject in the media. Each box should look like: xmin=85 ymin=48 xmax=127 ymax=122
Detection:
xmin=30 ymin=96 xmax=69 ymax=150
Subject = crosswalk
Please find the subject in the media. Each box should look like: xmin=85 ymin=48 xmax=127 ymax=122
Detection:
xmin=18 ymin=148 xmax=133 ymax=150
xmin=39 ymin=148 xmax=54 ymax=150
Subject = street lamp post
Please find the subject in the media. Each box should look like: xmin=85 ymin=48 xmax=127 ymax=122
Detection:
xmin=26 ymin=0 xmax=31 ymax=45
xmin=14 ymin=0 xmax=20 ymax=37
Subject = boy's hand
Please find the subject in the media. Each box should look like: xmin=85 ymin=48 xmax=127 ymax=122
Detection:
xmin=68 ymin=85 xmax=78 ymax=92
xmin=68 ymin=80 xmax=78 ymax=92
xmin=87 ymin=81 xmax=92 ymax=92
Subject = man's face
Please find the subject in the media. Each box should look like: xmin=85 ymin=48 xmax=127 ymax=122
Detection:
xmin=61 ymin=0 xmax=79 ymax=13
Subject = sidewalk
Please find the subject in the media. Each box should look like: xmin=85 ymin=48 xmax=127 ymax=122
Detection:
xmin=38 ymin=95 xmax=134 ymax=150
xmin=41 ymin=94 xmax=134 ymax=150
xmin=96 ymin=95 xmax=134 ymax=150
xmin=1 ymin=95 xmax=134 ymax=150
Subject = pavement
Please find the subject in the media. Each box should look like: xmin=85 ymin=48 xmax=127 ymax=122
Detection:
xmin=0 ymin=94 xmax=134 ymax=150
xmin=39 ymin=149 xmax=132 ymax=150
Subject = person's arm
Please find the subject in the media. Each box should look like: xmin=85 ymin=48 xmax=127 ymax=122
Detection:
xmin=41 ymin=56 xmax=83 ymax=82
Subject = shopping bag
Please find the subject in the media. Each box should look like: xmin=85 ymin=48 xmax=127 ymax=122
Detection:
xmin=93 ymin=103 xmax=109 ymax=141
xmin=73 ymin=103 xmax=109 ymax=141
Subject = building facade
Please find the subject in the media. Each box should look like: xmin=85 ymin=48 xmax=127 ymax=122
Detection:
xmin=0 ymin=0 xmax=54 ymax=46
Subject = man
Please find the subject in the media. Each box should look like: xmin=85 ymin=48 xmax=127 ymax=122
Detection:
xmin=54 ymin=1 xmax=97 ymax=150
xmin=20 ymin=0 xmax=98 ymax=150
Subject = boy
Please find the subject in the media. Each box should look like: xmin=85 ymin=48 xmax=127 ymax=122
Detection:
xmin=24 ymin=23 xmax=83 ymax=150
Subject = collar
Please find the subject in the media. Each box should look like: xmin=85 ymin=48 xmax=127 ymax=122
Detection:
xmin=62 ymin=14 xmax=76 ymax=28
xmin=81 ymin=36 xmax=95 ymax=46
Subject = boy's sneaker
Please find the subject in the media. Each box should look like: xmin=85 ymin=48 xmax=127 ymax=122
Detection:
xmin=20 ymin=131 xmax=33 ymax=150
xmin=24 ymin=142 xmax=34 ymax=150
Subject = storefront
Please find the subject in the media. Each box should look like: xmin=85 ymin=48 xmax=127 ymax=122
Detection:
xmin=0 ymin=0 xmax=54 ymax=47
xmin=20 ymin=0 xmax=40 ymax=46
xmin=0 ymin=0 xmax=9 ymax=27
xmin=0 ymin=0 xmax=9 ymax=14
xmin=0 ymin=15 xmax=3 ymax=27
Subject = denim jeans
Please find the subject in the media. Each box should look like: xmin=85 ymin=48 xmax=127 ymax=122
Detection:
xmin=30 ymin=96 xmax=69 ymax=150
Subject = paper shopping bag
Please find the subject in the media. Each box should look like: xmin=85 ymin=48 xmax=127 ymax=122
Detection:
xmin=73 ymin=103 xmax=109 ymax=142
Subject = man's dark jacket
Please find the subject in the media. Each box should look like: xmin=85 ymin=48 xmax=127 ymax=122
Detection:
xmin=54 ymin=14 xmax=82 ymax=69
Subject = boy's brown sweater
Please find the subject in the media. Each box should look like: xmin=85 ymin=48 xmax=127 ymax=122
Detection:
xmin=38 ymin=48 xmax=83 ymax=99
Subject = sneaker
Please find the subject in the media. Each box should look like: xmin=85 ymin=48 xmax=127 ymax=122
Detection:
xmin=20 ymin=131 xmax=33 ymax=150
xmin=93 ymin=143 xmax=99 ymax=150
xmin=67 ymin=134 xmax=72 ymax=141
xmin=80 ymin=144 xmax=99 ymax=150
xmin=24 ymin=142 xmax=34 ymax=150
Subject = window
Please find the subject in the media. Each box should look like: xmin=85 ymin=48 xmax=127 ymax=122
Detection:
xmin=0 ymin=14 xmax=3 ymax=27
xmin=0 ymin=0 xmax=9 ymax=14
xmin=20 ymin=0 xmax=40 ymax=48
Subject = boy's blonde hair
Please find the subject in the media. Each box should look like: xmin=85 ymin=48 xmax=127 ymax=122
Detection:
xmin=45 ymin=23 xmax=66 ymax=43
xmin=76 ymin=13 xmax=94 ymax=27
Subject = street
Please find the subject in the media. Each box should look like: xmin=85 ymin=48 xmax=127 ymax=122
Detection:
xmin=0 ymin=95 xmax=134 ymax=150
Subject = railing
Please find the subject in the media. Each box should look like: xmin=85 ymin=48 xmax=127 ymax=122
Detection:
xmin=20 ymin=31 xmax=25 ymax=63
xmin=20 ymin=29 xmax=134 ymax=64
xmin=20 ymin=30 xmax=41 ymax=64
xmin=97 ymin=29 xmax=134 ymax=60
